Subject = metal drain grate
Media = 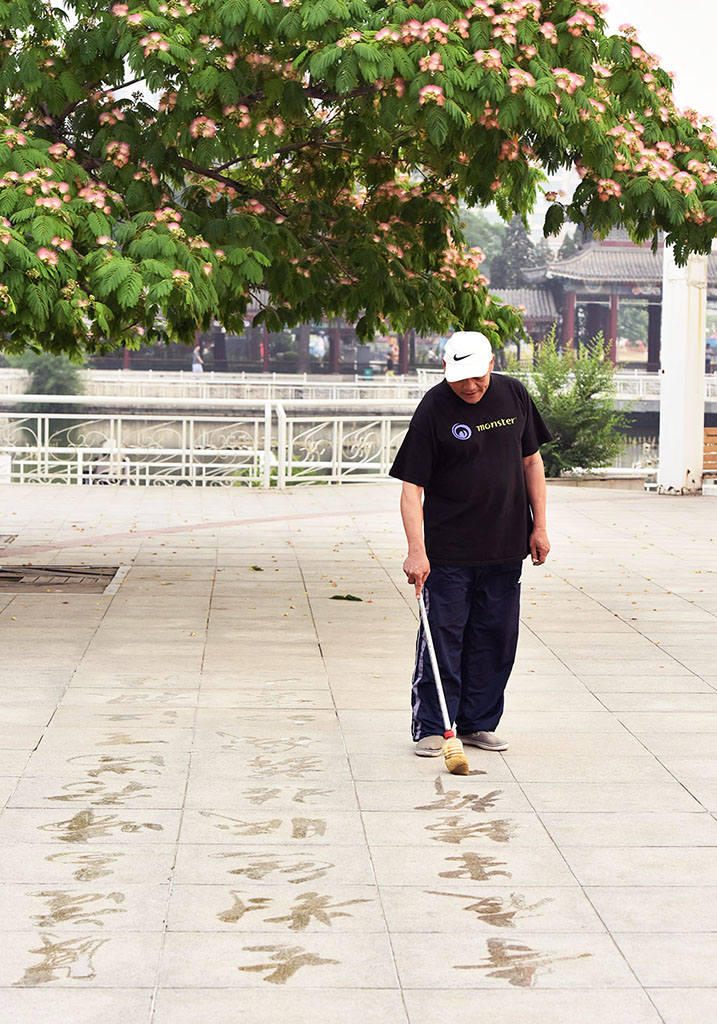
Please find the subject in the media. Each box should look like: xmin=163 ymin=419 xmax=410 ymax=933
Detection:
xmin=0 ymin=565 xmax=120 ymax=593
xmin=0 ymin=534 xmax=16 ymax=546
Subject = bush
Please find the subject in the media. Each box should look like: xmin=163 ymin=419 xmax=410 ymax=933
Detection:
xmin=8 ymin=351 xmax=84 ymax=412
xmin=512 ymin=331 xmax=630 ymax=476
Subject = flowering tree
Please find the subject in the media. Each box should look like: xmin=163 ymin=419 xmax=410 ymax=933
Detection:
xmin=1 ymin=0 xmax=716 ymax=356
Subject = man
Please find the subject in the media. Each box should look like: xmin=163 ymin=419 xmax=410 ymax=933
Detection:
xmin=389 ymin=330 xmax=551 ymax=756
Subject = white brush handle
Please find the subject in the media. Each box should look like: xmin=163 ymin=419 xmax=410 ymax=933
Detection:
xmin=417 ymin=592 xmax=452 ymax=735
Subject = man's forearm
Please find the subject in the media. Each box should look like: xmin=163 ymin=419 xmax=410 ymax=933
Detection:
xmin=524 ymin=455 xmax=547 ymax=527
xmin=400 ymin=483 xmax=426 ymax=553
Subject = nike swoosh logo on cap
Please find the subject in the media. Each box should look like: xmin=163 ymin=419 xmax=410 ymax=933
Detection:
xmin=453 ymin=353 xmax=472 ymax=360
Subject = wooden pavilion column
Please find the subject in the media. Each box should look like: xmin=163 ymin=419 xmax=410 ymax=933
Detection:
xmin=330 ymin=321 xmax=340 ymax=374
xmin=647 ymin=303 xmax=661 ymax=371
xmin=123 ymin=347 xmax=131 ymax=369
xmin=561 ymin=290 xmax=576 ymax=349
xmin=398 ymin=331 xmax=409 ymax=375
xmin=607 ymin=293 xmax=618 ymax=364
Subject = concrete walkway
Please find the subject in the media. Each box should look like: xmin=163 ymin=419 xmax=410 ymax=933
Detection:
xmin=0 ymin=481 xmax=716 ymax=1024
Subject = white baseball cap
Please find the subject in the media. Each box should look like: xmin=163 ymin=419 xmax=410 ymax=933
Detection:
xmin=443 ymin=331 xmax=494 ymax=381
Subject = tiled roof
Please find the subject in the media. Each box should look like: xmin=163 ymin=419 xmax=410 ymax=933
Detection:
xmin=492 ymin=287 xmax=558 ymax=320
xmin=545 ymin=244 xmax=717 ymax=284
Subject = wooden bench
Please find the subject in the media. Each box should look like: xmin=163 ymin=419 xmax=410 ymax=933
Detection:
xmin=705 ymin=427 xmax=717 ymax=479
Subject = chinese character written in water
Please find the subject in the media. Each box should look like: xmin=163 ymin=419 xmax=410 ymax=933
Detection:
xmin=13 ymin=934 xmax=108 ymax=986
xmin=425 ymin=816 xmax=519 ymax=845
xmin=247 ymin=755 xmax=324 ymax=779
xmin=217 ymin=892 xmax=273 ymax=924
xmin=29 ymin=890 xmax=126 ymax=928
xmin=415 ymin=777 xmax=504 ymax=813
xmin=265 ymin=892 xmax=371 ymax=931
xmin=39 ymin=810 xmax=163 ymax=844
xmin=237 ymin=944 xmax=339 ymax=985
xmin=67 ymin=754 xmax=165 ymax=776
xmin=425 ymin=891 xmax=552 ymax=928
xmin=45 ymin=851 xmax=122 ymax=882
xmin=455 ymin=937 xmax=591 ymax=987
xmin=215 ymin=853 xmax=335 ymax=885
xmin=439 ymin=852 xmax=512 ymax=882
xmin=49 ymin=779 xmax=155 ymax=806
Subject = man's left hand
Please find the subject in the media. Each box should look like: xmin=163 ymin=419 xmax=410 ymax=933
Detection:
xmin=529 ymin=527 xmax=550 ymax=566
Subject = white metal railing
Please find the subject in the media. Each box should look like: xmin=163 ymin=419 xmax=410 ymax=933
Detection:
xmin=0 ymin=395 xmax=417 ymax=488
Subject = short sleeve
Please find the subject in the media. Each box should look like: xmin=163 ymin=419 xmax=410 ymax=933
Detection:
xmin=389 ymin=422 xmax=435 ymax=487
xmin=521 ymin=392 xmax=553 ymax=457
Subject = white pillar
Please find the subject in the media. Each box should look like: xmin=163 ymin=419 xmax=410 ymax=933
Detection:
xmin=657 ymin=247 xmax=707 ymax=494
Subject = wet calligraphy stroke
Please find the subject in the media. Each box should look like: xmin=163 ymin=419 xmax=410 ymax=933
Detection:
xmin=439 ymin=852 xmax=512 ymax=882
xmin=425 ymin=891 xmax=553 ymax=928
xmin=456 ymin=938 xmax=592 ymax=987
xmin=416 ymin=777 xmax=504 ymax=813
xmin=13 ymin=934 xmax=108 ymax=986
xmin=29 ymin=890 xmax=126 ymax=928
xmin=237 ymin=944 xmax=339 ymax=984
xmin=426 ymin=816 xmax=519 ymax=845
xmin=214 ymin=852 xmax=335 ymax=885
xmin=39 ymin=809 xmax=163 ymax=844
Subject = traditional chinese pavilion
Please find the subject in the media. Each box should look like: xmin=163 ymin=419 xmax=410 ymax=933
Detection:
xmin=529 ymin=228 xmax=717 ymax=369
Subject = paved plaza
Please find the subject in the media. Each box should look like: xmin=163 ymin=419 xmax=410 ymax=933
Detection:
xmin=0 ymin=480 xmax=716 ymax=1023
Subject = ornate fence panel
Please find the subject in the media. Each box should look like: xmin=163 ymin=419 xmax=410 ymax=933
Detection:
xmin=0 ymin=404 xmax=272 ymax=487
xmin=275 ymin=405 xmax=411 ymax=486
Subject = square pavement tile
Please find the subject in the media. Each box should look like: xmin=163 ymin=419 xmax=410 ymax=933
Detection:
xmin=647 ymin=989 xmax=717 ymax=1024
xmin=152 ymin=988 xmax=408 ymax=1024
xmin=0 ymin=808 xmax=181 ymax=845
xmin=614 ymin=933 xmax=717 ymax=988
xmin=379 ymin=884 xmax=606 ymax=935
xmin=0 ymin=989 xmax=152 ymax=1024
xmin=165 ymin=883 xmax=384 ymax=933
xmin=158 ymin=932 xmax=398 ymax=988
xmin=519 ymin=781 xmax=703 ymax=813
xmin=391 ymin=931 xmax=640 ymax=989
xmin=178 ymin=810 xmax=365 ymax=846
xmin=586 ymin=887 xmax=717 ymax=933
xmin=370 ymin=844 xmax=577 ymax=888
xmin=172 ymin=844 xmax=377 ymax=888
xmin=403 ymin=989 xmax=662 ymax=1023
xmin=0 ymin=931 xmax=163 ymax=988
xmin=540 ymin=812 xmax=717 ymax=847
xmin=558 ymin=847 xmax=717 ymax=887
xmin=362 ymin=811 xmax=553 ymax=849
xmin=0 ymin=883 xmax=169 ymax=932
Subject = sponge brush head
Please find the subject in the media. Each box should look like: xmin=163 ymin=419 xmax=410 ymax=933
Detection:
xmin=443 ymin=737 xmax=469 ymax=776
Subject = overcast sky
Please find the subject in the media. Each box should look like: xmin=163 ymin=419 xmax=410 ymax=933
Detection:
xmin=605 ymin=0 xmax=717 ymax=122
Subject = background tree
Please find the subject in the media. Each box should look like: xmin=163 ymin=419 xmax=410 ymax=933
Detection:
xmin=557 ymin=225 xmax=581 ymax=260
xmin=459 ymin=206 xmax=505 ymax=279
xmin=513 ymin=329 xmax=629 ymax=475
xmin=0 ymin=0 xmax=715 ymax=358
xmin=490 ymin=214 xmax=538 ymax=287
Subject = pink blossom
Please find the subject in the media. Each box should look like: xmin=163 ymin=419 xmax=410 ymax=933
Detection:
xmin=36 ymin=247 xmax=58 ymax=265
xmin=508 ymin=68 xmax=535 ymax=93
xmin=111 ymin=3 xmax=129 ymax=14
xmin=419 ymin=53 xmax=445 ymax=74
xmin=539 ymin=22 xmax=557 ymax=43
xmin=596 ymin=179 xmax=622 ymax=201
xmin=474 ymin=49 xmax=502 ymax=71
xmin=126 ymin=12 xmax=143 ymax=24
xmin=418 ymin=84 xmax=445 ymax=106
xmin=190 ymin=117 xmax=217 ymax=139
xmin=567 ymin=11 xmax=595 ymax=36
xmin=97 ymin=235 xmax=112 ymax=245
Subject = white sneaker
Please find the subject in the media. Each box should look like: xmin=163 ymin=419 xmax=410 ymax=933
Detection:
xmin=457 ymin=731 xmax=508 ymax=752
xmin=415 ymin=735 xmax=444 ymax=757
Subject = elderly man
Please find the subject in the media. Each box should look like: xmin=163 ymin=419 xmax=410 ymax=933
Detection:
xmin=389 ymin=331 xmax=552 ymax=755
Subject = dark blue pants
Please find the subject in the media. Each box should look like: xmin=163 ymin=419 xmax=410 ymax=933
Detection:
xmin=412 ymin=563 xmax=522 ymax=741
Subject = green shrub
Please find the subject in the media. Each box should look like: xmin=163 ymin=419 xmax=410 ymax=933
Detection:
xmin=511 ymin=330 xmax=630 ymax=477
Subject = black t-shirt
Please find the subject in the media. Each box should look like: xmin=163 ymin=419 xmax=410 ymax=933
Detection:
xmin=389 ymin=374 xmax=552 ymax=566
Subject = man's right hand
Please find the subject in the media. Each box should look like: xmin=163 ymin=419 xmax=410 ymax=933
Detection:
xmin=403 ymin=552 xmax=431 ymax=597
